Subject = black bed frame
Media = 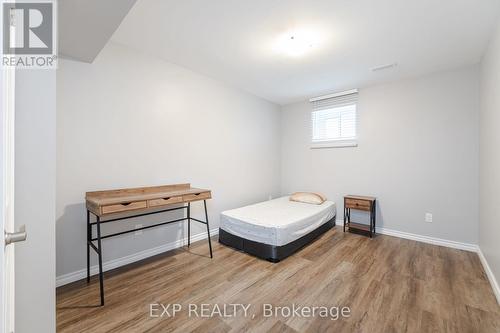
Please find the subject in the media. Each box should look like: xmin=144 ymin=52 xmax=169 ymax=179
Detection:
xmin=218 ymin=217 xmax=336 ymax=262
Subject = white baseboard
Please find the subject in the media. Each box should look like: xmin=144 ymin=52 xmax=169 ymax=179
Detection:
xmin=56 ymin=229 xmax=219 ymax=287
xmin=335 ymin=219 xmax=478 ymax=252
xmin=477 ymin=248 xmax=500 ymax=305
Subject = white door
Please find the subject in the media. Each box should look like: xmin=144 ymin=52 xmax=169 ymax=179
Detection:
xmin=1 ymin=66 xmax=18 ymax=333
xmin=1 ymin=8 xmax=8 ymax=333
xmin=1 ymin=10 xmax=11 ymax=333
xmin=1 ymin=9 xmax=25 ymax=332
xmin=1 ymin=4 xmax=56 ymax=332
xmin=0 ymin=60 xmax=5 ymax=333
xmin=0 ymin=50 xmax=3 ymax=333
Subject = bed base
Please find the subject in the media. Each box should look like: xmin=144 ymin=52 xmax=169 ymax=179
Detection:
xmin=218 ymin=217 xmax=336 ymax=263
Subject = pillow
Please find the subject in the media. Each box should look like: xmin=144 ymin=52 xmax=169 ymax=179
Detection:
xmin=289 ymin=192 xmax=327 ymax=205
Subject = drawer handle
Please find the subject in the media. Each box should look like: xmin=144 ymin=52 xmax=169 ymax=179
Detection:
xmin=163 ymin=197 xmax=171 ymax=200
xmin=121 ymin=202 xmax=132 ymax=206
xmin=194 ymin=193 xmax=201 ymax=196
xmin=355 ymin=203 xmax=359 ymax=206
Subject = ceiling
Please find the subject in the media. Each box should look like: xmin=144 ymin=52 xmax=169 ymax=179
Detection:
xmin=59 ymin=0 xmax=137 ymax=62
xmin=112 ymin=0 xmax=500 ymax=105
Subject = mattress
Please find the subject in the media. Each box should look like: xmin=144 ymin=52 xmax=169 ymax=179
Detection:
xmin=220 ymin=196 xmax=336 ymax=246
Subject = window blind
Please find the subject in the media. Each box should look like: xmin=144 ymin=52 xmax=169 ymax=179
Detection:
xmin=311 ymin=90 xmax=358 ymax=147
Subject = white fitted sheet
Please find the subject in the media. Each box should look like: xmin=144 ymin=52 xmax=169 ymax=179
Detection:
xmin=220 ymin=196 xmax=336 ymax=246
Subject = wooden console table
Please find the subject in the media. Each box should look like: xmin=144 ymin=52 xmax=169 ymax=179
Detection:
xmin=85 ymin=183 xmax=212 ymax=306
xmin=343 ymin=195 xmax=376 ymax=238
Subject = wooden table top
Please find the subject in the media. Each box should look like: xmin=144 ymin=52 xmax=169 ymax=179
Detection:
xmin=345 ymin=195 xmax=376 ymax=202
xmin=86 ymin=183 xmax=210 ymax=206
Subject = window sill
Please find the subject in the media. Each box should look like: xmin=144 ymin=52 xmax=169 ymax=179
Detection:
xmin=310 ymin=140 xmax=358 ymax=149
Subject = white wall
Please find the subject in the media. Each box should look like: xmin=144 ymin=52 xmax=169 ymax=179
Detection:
xmin=15 ymin=70 xmax=56 ymax=332
xmin=0 ymin=33 xmax=4 ymax=333
xmin=56 ymin=43 xmax=281 ymax=278
xmin=479 ymin=19 xmax=500 ymax=300
xmin=281 ymin=67 xmax=479 ymax=245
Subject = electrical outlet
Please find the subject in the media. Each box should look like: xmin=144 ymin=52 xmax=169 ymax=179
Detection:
xmin=135 ymin=224 xmax=143 ymax=235
xmin=425 ymin=213 xmax=433 ymax=223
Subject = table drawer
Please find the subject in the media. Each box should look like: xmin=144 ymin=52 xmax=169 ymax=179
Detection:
xmin=148 ymin=196 xmax=183 ymax=207
xmin=183 ymin=192 xmax=211 ymax=202
xmin=345 ymin=198 xmax=371 ymax=211
xmin=102 ymin=201 xmax=147 ymax=215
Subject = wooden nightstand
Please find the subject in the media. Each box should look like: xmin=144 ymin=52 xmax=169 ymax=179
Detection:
xmin=343 ymin=195 xmax=377 ymax=238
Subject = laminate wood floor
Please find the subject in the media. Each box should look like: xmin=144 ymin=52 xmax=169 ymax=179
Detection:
xmin=57 ymin=227 xmax=500 ymax=332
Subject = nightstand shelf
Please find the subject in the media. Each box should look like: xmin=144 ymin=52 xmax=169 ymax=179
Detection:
xmin=343 ymin=195 xmax=376 ymax=238
xmin=346 ymin=221 xmax=371 ymax=232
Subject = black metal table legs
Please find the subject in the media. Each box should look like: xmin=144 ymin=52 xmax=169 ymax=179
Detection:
xmin=343 ymin=202 xmax=376 ymax=238
xmin=96 ymin=216 xmax=104 ymax=306
xmin=343 ymin=206 xmax=346 ymax=232
xmin=187 ymin=202 xmax=191 ymax=247
xmin=343 ymin=206 xmax=351 ymax=233
xmin=86 ymin=212 xmax=105 ymax=305
xmin=86 ymin=210 xmax=90 ymax=283
xmin=204 ymin=200 xmax=213 ymax=258
xmin=372 ymin=203 xmax=376 ymax=236
xmin=86 ymin=200 xmax=212 ymax=306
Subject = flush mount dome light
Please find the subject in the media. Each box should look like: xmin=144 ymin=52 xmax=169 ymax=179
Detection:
xmin=274 ymin=28 xmax=321 ymax=57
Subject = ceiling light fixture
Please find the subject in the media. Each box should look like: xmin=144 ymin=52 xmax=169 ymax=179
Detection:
xmin=274 ymin=28 xmax=321 ymax=57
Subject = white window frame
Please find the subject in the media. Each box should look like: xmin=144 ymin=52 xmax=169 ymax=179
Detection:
xmin=309 ymin=89 xmax=358 ymax=149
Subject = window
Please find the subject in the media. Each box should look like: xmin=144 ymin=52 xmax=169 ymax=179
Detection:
xmin=310 ymin=89 xmax=358 ymax=148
